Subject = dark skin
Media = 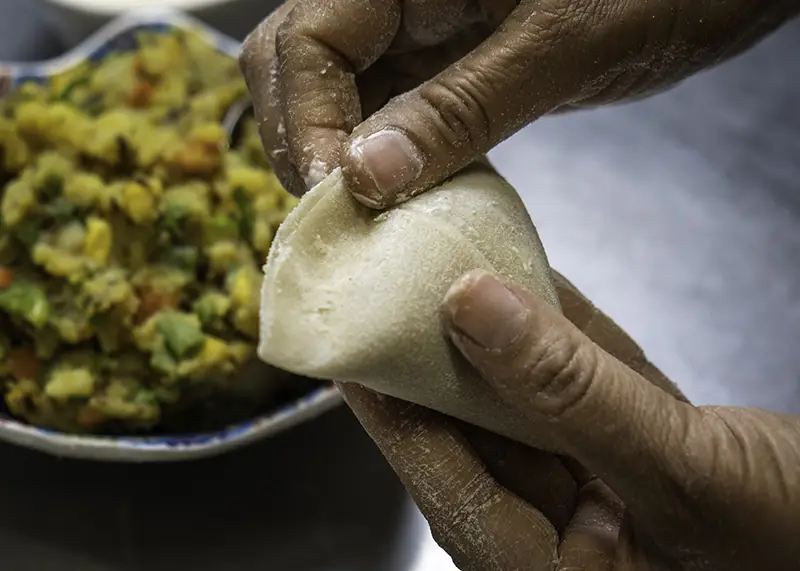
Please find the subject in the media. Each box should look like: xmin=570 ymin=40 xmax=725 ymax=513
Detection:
xmin=339 ymin=270 xmax=800 ymax=570
xmin=240 ymin=2 xmax=800 ymax=569
xmin=240 ymin=0 xmax=799 ymax=203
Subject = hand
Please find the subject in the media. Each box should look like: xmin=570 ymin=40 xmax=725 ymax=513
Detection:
xmin=339 ymin=269 xmax=800 ymax=570
xmin=240 ymin=0 xmax=798 ymax=205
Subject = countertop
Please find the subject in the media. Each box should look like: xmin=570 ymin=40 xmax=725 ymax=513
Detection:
xmin=1 ymin=4 xmax=798 ymax=571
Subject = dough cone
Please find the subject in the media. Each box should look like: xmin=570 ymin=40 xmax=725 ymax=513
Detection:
xmin=259 ymin=162 xmax=567 ymax=451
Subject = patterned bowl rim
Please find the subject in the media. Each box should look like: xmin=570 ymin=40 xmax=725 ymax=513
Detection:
xmin=0 ymin=8 xmax=343 ymax=462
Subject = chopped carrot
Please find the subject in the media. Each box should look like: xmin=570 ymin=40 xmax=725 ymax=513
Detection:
xmin=130 ymin=81 xmax=154 ymax=108
xmin=133 ymin=57 xmax=146 ymax=76
xmin=8 ymin=346 xmax=41 ymax=381
xmin=136 ymin=290 xmax=180 ymax=323
xmin=77 ymin=406 xmax=106 ymax=429
xmin=0 ymin=266 xmax=13 ymax=289
xmin=169 ymin=141 xmax=222 ymax=175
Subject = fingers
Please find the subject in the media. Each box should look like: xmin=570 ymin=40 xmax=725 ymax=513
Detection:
xmin=240 ymin=0 xmax=306 ymax=196
xmin=340 ymin=1 xmax=541 ymax=208
xmin=240 ymin=0 xmax=400 ymax=194
xmin=266 ymin=0 xmax=597 ymax=209
xmin=550 ymin=269 xmax=689 ymax=403
xmin=340 ymin=0 xmax=646 ymax=208
xmin=440 ymin=270 xmax=709 ymax=536
xmin=443 ymin=270 xmax=800 ymax=567
xmin=338 ymin=383 xmax=560 ymax=571
xmin=458 ymin=423 xmax=577 ymax=534
xmin=244 ymin=0 xmax=663 ymax=205
xmin=684 ymin=406 xmax=800 ymax=568
xmin=556 ymin=480 xmax=623 ymax=571
xmin=273 ymin=0 xmax=401 ymax=190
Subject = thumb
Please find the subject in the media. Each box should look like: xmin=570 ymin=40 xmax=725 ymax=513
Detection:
xmin=340 ymin=2 xmax=577 ymax=209
xmin=440 ymin=270 xmax=713 ymax=541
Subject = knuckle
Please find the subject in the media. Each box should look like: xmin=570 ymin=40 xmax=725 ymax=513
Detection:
xmin=647 ymin=407 xmax=734 ymax=531
xmin=425 ymin=471 xmax=500 ymax=559
xmin=534 ymin=0 xmax=598 ymax=40
xmin=519 ymin=1 xmax=609 ymax=75
xmin=508 ymin=2 xmax=611 ymax=106
xmin=521 ymin=3 xmax=573 ymax=48
xmin=417 ymin=73 xmax=493 ymax=152
xmin=520 ymin=328 xmax=598 ymax=418
xmin=446 ymin=470 xmax=499 ymax=526
xmin=275 ymin=10 xmax=324 ymax=65
xmin=691 ymin=408 xmax=761 ymax=499
xmin=274 ymin=17 xmax=296 ymax=58
xmin=239 ymin=21 xmax=270 ymax=77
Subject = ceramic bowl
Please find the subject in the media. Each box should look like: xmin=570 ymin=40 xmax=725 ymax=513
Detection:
xmin=37 ymin=1 xmax=284 ymax=47
xmin=0 ymin=10 xmax=342 ymax=462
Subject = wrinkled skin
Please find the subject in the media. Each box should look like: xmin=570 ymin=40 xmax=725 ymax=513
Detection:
xmin=240 ymin=0 xmax=799 ymax=204
xmin=341 ymin=269 xmax=800 ymax=571
xmin=240 ymin=2 xmax=800 ymax=569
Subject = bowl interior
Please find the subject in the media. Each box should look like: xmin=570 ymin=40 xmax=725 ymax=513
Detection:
xmin=0 ymin=10 xmax=341 ymax=460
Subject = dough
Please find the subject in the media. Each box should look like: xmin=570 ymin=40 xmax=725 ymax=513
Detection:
xmin=258 ymin=162 xmax=566 ymax=450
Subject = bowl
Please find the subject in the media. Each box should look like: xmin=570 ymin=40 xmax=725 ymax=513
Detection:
xmin=37 ymin=1 xmax=283 ymax=47
xmin=0 ymin=9 xmax=342 ymax=462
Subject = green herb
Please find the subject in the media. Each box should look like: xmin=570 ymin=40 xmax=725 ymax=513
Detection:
xmin=192 ymin=292 xmax=229 ymax=329
xmin=164 ymin=246 xmax=198 ymax=273
xmin=203 ymin=213 xmax=239 ymax=243
xmin=159 ymin=202 xmax=188 ymax=239
xmin=43 ymin=197 xmax=76 ymax=221
xmin=233 ymin=187 xmax=254 ymax=240
xmin=0 ymin=281 xmax=50 ymax=328
xmin=155 ymin=311 xmax=205 ymax=359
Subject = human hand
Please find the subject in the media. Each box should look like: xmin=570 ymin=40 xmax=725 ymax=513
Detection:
xmin=339 ymin=269 xmax=800 ymax=570
xmin=240 ymin=0 xmax=798 ymax=206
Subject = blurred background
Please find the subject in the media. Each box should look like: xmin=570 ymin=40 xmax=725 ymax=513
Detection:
xmin=1 ymin=1 xmax=798 ymax=570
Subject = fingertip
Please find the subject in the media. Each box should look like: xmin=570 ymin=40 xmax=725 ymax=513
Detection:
xmin=441 ymin=270 xmax=530 ymax=353
xmin=441 ymin=269 xmax=488 ymax=322
xmin=269 ymin=147 xmax=307 ymax=198
xmin=342 ymin=157 xmax=387 ymax=209
xmin=343 ymin=128 xmax=425 ymax=209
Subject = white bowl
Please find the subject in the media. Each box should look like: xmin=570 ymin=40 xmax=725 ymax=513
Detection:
xmin=0 ymin=10 xmax=342 ymax=462
xmin=37 ymin=0 xmax=283 ymax=46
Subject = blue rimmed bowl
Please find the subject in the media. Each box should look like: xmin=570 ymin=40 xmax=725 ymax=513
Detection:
xmin=0 ymin=9 xmax=342 ymax=462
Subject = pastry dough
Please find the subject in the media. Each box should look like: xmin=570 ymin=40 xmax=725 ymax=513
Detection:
xmin=258 ymin=162 xmax=566 ymax=450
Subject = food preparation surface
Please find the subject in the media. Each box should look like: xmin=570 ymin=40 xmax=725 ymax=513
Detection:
xmin=1 ymin=4 xmax=798 ymax=571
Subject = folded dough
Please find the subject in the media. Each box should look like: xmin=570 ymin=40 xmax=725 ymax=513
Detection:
xmin=259 ymin=162 xmax=567 ymax=451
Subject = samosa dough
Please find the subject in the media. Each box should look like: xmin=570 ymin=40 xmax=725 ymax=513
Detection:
xmin=259 ymin=162 xmax=567 ymax=451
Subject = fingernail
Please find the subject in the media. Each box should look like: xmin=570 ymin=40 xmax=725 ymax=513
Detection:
xmin=348 ymin=129 xmax=423 ymax=206
xmin=444 ymin=271 xmax=529 ymax=350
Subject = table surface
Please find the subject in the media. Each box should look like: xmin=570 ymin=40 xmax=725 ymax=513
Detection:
xmin=1 ymin=4 xmax=798 ymax=571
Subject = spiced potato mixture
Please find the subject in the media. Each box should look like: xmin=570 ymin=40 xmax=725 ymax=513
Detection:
xmin=0 ymin=29 xmax=305 ymax=434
